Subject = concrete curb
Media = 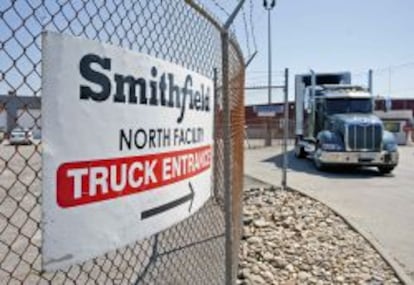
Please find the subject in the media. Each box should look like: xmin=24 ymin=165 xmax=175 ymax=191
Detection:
xmin=244 ymin=174 xmax=413 ymax=285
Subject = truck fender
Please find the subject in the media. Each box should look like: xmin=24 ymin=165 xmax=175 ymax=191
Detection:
xmin=382 ymin=130 xmax=398 ymax=151
xmin=382 ymin=130 xmax=397 ymax=145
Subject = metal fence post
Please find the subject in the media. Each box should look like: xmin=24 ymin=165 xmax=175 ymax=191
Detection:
xmin=212 ymin=67 xmax=219 ymax=200
xmin=282 ymin=68 xmax=289 ymax=190
xmin=221 ymin=30 xmax=233 ymax=285
xmin=222 ymin=2 xmax=246 ymax=283
xmin=185 ymin=1 xmax=247 ymax=283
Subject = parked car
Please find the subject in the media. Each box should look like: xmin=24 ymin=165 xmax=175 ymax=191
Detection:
xmin=9 ymin=128 xmax=33 ymax=145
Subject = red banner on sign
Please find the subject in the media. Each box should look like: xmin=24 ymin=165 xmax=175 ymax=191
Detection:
xmin=57 ymin=145 xmax=212 ymax=208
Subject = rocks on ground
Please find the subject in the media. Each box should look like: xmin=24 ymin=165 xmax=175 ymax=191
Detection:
xmin=238 ymin=187 xmax=401 ymax=285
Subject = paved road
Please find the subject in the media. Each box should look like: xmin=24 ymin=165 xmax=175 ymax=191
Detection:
xmin=245 ymin=145 xmax=414 ymax=281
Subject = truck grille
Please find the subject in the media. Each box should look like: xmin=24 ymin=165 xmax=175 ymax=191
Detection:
xmin=347 ymin=124 xmax=382 ymax=151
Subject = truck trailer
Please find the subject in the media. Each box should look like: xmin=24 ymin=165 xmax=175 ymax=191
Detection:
xmin=294 ymin=71 xmax=399 ymax=174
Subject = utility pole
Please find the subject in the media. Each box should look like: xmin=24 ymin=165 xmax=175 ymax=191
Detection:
xmin=264 ymin=0 xmax=276 ymax=146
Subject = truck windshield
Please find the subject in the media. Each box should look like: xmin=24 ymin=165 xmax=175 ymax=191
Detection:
xmin=326 ymin=98 xmax=372 ymax=115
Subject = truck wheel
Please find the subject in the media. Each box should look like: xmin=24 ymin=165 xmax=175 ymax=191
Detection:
xmin=295 ymin=145 xmax=306 ymax=159
xmin=378 ymin=166 xmax=395 ymax=174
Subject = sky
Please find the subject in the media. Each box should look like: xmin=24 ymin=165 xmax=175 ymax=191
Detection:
xmin=1 ymin=0 xmax=414 ymax=105
xmin=211 ymin=0 xmax=414 ymax=105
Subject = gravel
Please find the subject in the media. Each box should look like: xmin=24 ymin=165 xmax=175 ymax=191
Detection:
xmin=238 ymin=187 xmax=401 ymax=285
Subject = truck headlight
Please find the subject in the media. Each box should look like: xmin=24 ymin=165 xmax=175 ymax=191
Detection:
xmin=321 ymin=143 xmax=343 ymax=151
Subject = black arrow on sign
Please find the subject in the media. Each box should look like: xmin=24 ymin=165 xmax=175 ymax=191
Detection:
xmin=141 ymin=182 xmax=195 ymax=220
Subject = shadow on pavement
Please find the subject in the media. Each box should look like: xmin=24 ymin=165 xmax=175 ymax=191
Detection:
xmin=263 ymin=150 xmax=394 ymax=179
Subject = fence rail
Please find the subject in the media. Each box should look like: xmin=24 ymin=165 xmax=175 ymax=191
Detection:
xmin=0 ymin=1 xmax=245 ymax=284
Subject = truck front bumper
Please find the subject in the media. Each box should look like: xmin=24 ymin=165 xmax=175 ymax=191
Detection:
xmin=317 ymin=150 xmax=399 ymax=166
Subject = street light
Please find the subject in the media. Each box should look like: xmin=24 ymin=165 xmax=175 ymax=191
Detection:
xmin=263 ymin=0 xmax=276 ymax=146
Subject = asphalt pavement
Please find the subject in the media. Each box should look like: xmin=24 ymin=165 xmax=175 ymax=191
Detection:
xmin=244 ymin=144 xmax=414 ymax=282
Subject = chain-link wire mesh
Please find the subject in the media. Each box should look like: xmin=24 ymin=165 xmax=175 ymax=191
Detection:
xmin=244 ymin=80 xmax=294 ymax=149
xmin=0 ymin=0 xmax=245 ymax=284
xmin=245 ymin=120 xmax=296 ymax=139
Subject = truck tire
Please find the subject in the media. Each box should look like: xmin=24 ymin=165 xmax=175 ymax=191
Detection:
xmin=378 ymin=166 xmax=395 ymax=174
xmin=295 ymin=145 xmax=306 ymax=159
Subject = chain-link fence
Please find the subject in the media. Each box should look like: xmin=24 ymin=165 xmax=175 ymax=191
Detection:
xmin=245 ymin=120 xmax=295 ymax=140
xmin=0 ymin=0 xmax=245 ymax=284
xmin=244 ymin=120 xmax=296 ymax=151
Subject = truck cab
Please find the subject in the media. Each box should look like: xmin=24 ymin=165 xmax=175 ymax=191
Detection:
xmin=295 ymin=72 xmax=399 ymax=174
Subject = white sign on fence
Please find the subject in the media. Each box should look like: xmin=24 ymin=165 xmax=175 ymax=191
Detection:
xmin=42 ymin=32 xmax=214 ymax=271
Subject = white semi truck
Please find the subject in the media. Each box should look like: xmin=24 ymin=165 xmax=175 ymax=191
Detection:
xmin=294 ymin=71 xmax=399 ymax=174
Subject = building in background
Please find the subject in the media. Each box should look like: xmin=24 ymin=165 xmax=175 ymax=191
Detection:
xmin=374 ymin=110 xmax=412 ymax=145
xmin=245 ymin=98 xmax=414 ymax=143
xmin=244 ymin=102 xmax=296 ymax=140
